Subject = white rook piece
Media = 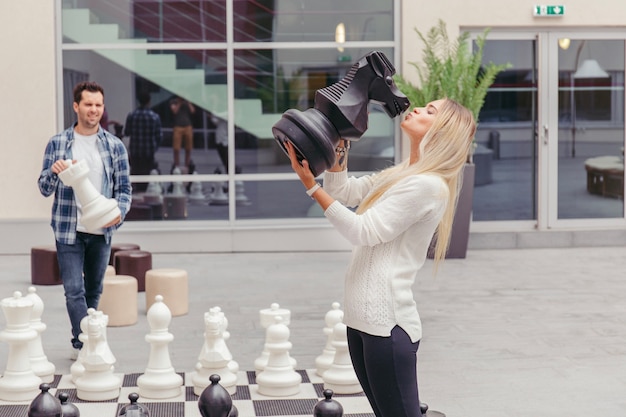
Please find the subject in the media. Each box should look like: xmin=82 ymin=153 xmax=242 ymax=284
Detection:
xmin=137 ymin=295 xmax=183 ymax=399
xmin=255 ymin=303 xmax=296 ymax=373
xmin=25 ymin=287 xmax=55 ymax=383
xmin=315 ymin=302 xmax=343 ymax=377
xmin=58 ymin=159 xmax=121 ymax=232
xmin=0 ymin=291 xmax=42 ymax=401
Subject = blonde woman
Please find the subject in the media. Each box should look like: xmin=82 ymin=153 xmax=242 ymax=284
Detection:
xmin=286 ymin=98 xmax=475 ymax=417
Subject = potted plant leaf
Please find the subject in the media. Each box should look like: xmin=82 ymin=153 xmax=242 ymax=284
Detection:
xmin=395 ymin=20 xmax=510 ymax=258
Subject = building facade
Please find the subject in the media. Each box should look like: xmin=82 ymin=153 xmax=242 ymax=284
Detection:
xmin=1 ymin=0 xmax=624 ymax=254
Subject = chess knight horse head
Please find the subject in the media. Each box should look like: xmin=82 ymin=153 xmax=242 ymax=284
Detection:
xmin=272 ymin=51 xmax=411 ymax=177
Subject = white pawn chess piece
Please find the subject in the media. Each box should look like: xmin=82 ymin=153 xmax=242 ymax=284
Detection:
xmin=170 ymin=167 xmax=186 ymax=196
xmin=209 ymin=181 xmax=228 ymax=205
xmin=25 ymin=287 xmax=55 ymax=383
xmin=322 ymin=322 xmax=362 ymax=394
xmin=57 ymin=159 xmax=121 ymax=232
xmin=71 ymin=308 xmax=95 ymax=382
xmin=234 ymin=180 xmax=250 ymax=206
xmin=255 ymin=303 xmax=296 ymax=374
xmin=0 ymin=291 xmax=43 ymax=401
xmin=75 ymin=310 xmax=122 ymax=401
xmin=188 ymin=171 xmax=206 ymax=203
xmin=315 ymin=302 xmax=343 ymax=377
xmin=256 ymin=315 xmax=301 ymax=397
xmin=192 ymin=307 xmax=238 ymax=396
xmin=144 ymin=169 xmax=163 ymax=204
xmin=137 ymin=295 xmax=183 ymax=399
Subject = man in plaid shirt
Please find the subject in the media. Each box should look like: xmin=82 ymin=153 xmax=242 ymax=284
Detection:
xmin=124 ymin=91 xmax=162 ymax=191
xmin=37 ymin=81 xmax=132 ymax=358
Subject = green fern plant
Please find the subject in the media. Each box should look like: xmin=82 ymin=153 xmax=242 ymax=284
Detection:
xmin=395 ymin=20 xmax=511 ymax=123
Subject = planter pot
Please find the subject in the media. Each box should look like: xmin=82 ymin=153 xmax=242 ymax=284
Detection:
xmin=428 ymin=163 xmax=475 ymax=259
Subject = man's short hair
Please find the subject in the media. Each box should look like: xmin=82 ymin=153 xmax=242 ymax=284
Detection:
xmin=73 ymin=81 xmax=105 ymax=104
xmin=137 ymin=91 xmax=151 ymax=107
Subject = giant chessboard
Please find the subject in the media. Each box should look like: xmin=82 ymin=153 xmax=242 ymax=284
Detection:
xmin=0 ymin=369 xmax=376 ymax=417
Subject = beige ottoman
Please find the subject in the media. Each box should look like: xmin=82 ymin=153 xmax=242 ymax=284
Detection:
xmin=145 ymin=268 xmax=188 ymax=316
xmin=105 ymin=265 xmax=116 ymax=277
xmin=99 ymin=274 xmax=138 ymax=327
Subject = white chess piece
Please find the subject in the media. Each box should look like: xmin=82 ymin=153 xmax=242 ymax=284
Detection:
xmin=212 ymin=306 xmax=239 ymax=374
xmin=255 ymin=303 xmax=296 ymax=373
xmin=25 ymin=287 xmax=55 ymax=383
xmin=144 ymin=169 xmax=163 ymax=204
xmin=137 ymin=295 xmax=183 ymax=399
xmin=192 ymin=307 xmax=238 ymax=395
xmin=315 ymin=302 xmax=343 ymax=377
xmin=256 ymin=315 xmax=301 ymax=397
xmin=75 ymin=310 xmax=122 ymax=401
xmin=57 ymin=159 xmax=121 ymax=232
xmin=71 ymin=308 xmax=95 ymax=382
xmin=0 ymin=291 xmax=42 ymax=401
xmin=188 ymin=171 xmax=206 ymax=203
xmin=234 ymin=180 xmax=251 ymax=206
xmin=208 ymin=181 xmax=228 ymax=205
xmin=170 ymin=167 xmax=186 ymax=196
xmin=321 ymin=322 xmax=362 ymax=394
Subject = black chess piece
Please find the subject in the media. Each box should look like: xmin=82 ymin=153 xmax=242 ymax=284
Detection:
xmin=228 ymin=404 xmax=239 ymax=417
xmin=420 ymin=402 xmax=429 ymax=415
xmin=198 ymin=374 xmax=233 ymax=417
xmin=58 ymin=392 xmax=80 ymax=417
xmin=118 ymin=392 xmax=151 ymax=416
xmin=28 ymin=383 xmax=62 ymax=417
xmin=313 ymin=389 xmax=344 ymax=417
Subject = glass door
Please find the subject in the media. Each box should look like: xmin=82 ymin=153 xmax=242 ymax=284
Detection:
xmin=547 ymin=33 xmax=625 ymax=226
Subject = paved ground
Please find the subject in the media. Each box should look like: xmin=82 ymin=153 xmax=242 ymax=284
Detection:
xmin=0 ymin=246 xmax=625 ymax=416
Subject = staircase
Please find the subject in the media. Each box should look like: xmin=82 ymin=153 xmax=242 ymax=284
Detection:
xmin=62 ymin=8 xmax=394 ymax=141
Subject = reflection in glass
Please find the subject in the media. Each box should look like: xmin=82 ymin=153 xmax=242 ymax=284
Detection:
xmin=62 ymin=0 xmax=227 ymax=43
xmin=233 ymin=0 xmax=394 ymax=42
xmin=472 ymin=40 xmax=539 ymax=221
xmin=557 ymin=39 xmax=624 ymax=219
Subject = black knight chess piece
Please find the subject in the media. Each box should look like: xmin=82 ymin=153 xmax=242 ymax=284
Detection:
xmin=28 ymin=383 xmax=62 ymax=417
xmin=118 ymin=392 xmax=151 ymax=416
xmin=313 ymin=389 xmax=344 ymax=417
xmin=272 ymin=50 xmax=410 ymax=176
xmin=58 ymin=392 xmax=80 ymax=417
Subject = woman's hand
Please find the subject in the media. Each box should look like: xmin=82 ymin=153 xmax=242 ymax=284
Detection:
xmin=285 ymin=141 xmax=317 ymax=189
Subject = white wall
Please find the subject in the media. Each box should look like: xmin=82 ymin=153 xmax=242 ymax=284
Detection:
xmin=0 ymin=1 xmax=57 ymax=225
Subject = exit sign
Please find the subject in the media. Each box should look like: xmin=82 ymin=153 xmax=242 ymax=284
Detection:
xmin=533 ymin=5 xmax=565 ymax=16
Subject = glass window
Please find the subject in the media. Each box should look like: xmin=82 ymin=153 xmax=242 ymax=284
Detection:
xmin=62 ymin=0 xmax=227 ymax=43
xmin=62 ymin=1 xmax=399 ymax=222
xmin=472 ymin=39 xmax=539 ymax=221
xmin=233 ymin=0 xmax=394 ymax=42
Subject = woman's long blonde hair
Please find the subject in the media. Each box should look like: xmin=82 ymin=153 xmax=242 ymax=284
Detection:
xmin=356 ymin=99 xmax=476 ymax=267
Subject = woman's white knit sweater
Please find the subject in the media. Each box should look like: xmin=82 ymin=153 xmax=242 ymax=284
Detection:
xmin=323 ymin=169 xmax=448 ymax=343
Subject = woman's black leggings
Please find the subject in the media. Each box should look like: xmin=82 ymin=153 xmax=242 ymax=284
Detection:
xmin=346 ymin=326 xmax=421 ymax=417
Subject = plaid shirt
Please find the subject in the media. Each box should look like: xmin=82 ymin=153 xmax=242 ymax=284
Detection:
xmin=124 ymin=107 xmax=162 ymax=157
xmin=37 ymin=124 xmax=132 ymax=244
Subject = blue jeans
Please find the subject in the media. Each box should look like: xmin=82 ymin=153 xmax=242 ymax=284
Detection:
xmin=347 ymin=326 xmax=422 ymax=417
xmin=56 ymin=232 xmax=111 ymax=349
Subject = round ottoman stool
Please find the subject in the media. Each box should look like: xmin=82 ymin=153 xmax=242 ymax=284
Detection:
xmin=109 ymin=243 xmax=141 ymax=266
xmin=145 ymin=268 xmax=188 ymax=316
xmin=105 ymin=265 xmax=116 ymax=277
xmin=114 ymin=250 xmax=152 ymax=292
xmin=98 ymin=275 xmax=138 ymax=327
xmin=31 ymin=246 xmax=62 ymax=286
